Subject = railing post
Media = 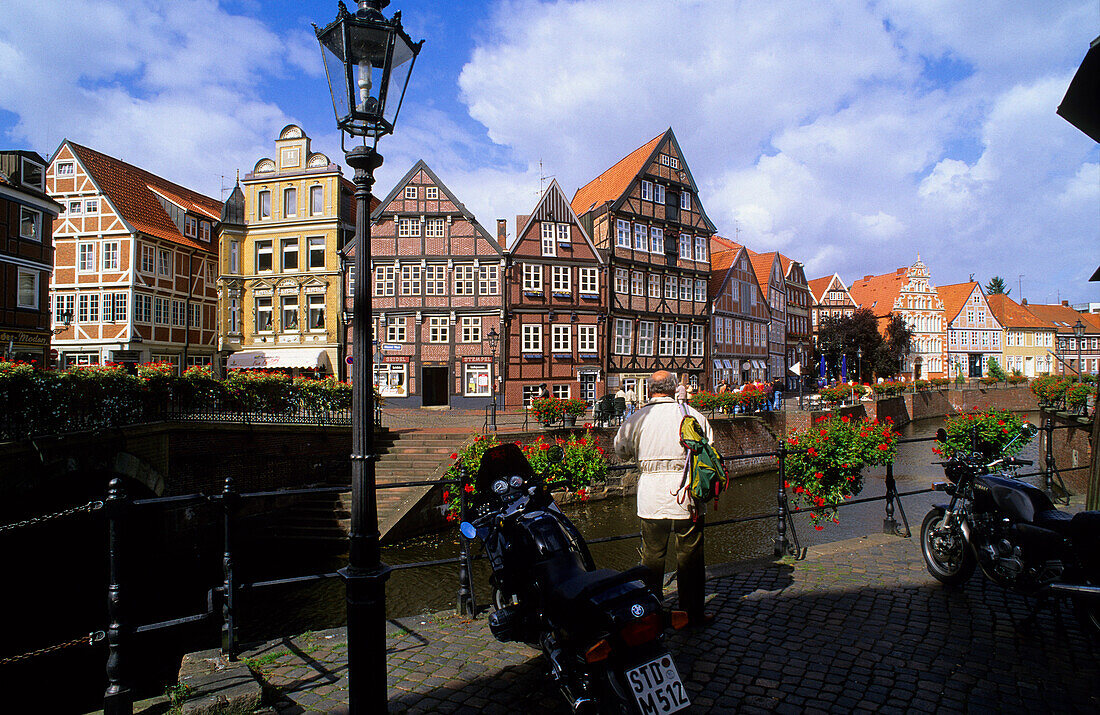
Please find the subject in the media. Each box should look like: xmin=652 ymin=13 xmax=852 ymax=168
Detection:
xmin=456 ymin=468 xmax=477 ymax=616
xmin=104 ymin=478 xmax=132 ymax=715
xmin=774 ymin=444 xmax=790 ymax=557
xmin=221 ymin=474 xmax=238 ymax=660
xmin=883 ymin=462 xmax=897 ymax=534
xmin=1044 ymin=417 xmax=1055 ymax=496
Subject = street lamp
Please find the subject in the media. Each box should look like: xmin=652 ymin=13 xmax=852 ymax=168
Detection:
xmin=315 ymin=3 xmax=422 ymax=712
xmin=51 ymin=308 xmax=74 ymax=336
xmin=487 ymin=327 xmax=499 ymax=430
xmin=1073 ymin=319 xmax=1085 ymax=382
xmin=857 ymin=346 xmax=863 ymax=383
xmin=797 ymin=339 xmax=805 ymax=410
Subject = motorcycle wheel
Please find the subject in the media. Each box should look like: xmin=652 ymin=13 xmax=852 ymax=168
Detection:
xmin=921 ymin=508 xmax=976 ymax=586
xmin=1073 ymin=595 xmax=1100 ymax=642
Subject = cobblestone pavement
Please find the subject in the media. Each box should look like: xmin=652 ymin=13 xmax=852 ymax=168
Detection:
xmin=243 ymin=533 xmax=1099 ymax=714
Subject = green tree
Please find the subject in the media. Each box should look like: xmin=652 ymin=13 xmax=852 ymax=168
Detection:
xmin=814 ymin=308 xmax=886 ymax=382
xmin=986 ymin=357 xmax=1007 ymax=381
xmin=985 ymin=276 xmax=1010 ymax=295
xmin=875 ymin=313 xmax=915 ymax=378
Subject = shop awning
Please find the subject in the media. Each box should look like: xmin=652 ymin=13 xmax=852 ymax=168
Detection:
xmin=713 ymin=359 xmax=723 ymax=371
xmin=226 ymin=348 xmax=331 ymax=370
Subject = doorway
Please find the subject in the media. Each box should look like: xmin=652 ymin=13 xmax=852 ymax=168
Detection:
xmin=968 ymin=354 xmax=983 ymax=378
xmin=422 ymin=366 xmax=449 ymax=407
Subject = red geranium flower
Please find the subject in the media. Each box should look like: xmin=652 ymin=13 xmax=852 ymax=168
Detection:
xmin=815 ymin=525 xmax=824 ymax=531
xmin=814 ymin=471 xmax=824 ymax=480
xmin=463 ymin=483 xmax=474 ymax=493
xmin=878 ymin=443 xmax=889 ymax=451
xmin=841 ymin=415 xmax=849 ymax=423
xmin=807 ymin=447 xmax=818 ymax=457
xmin=450 ymin=452 xmax=458 ymax=459
xmin=442 ymin=491 xmax=450 ymax=501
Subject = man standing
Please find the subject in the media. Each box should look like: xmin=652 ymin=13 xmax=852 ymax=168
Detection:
xmin=624 ymin=383 xmax=637 ymax=415
xmin=614 ymin=370 xmax=714 ymax=626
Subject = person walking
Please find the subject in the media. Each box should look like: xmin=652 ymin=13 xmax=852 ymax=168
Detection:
xmin=675 ymin=374 xmax=688 ymax=403
xmin=613 ymin=371 xmax=714 ymax=626
xmin=624 ymin=384 xmax=638 ymax=415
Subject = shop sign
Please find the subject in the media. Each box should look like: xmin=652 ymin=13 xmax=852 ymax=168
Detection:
xmin=382 ymin=343 xmax=401 ymax=351
xmin=384 ymin=356 xmax=409 ymax=363
xmin=0 ymin=330 xmax=49 ymax=346
xmin=461 ymin=356 xmax=488 ymax=362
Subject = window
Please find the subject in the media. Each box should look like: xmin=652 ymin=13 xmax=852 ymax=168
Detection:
xmin=104 ymin=292 xmax=127 ymax=322
xmin=464 ymin=364 xmax=492 ymax=397
xmin=17 ymin=269 xmax=38 ymax=308
xmin=579 ymin=268 xmax=598 ymax=295
xmin=56 ymin=161 xmax=74 ymax=177
xmin=631 ymin=271 xmax=644 ymax=296
xmin=19 ymin=207 xmax=41 ymax=240
xmin=552 ymin=325 xmax=571 ymax=353
xmin=679 ymin=234 xmax=691 ymax=259
xmin=375 ymin=266 xmax=396 ymax=296
xmin=616 ymin=220 xmax=630 ymax=248
xmin=523 ymin=264 xmax=543 ymax=293
xmin=78 ymin=293 xmax=99 ymax=323
xmin=172 ymin=300 xmax=185 ymax=327
xmin=188 ymin=303 xmax=200 ymax=328
xmin=425 ymin=217 xmax=444 ymax=237
xmin=641 ymin=180 xmax=653 ymax=201
xmin=654 ymin=184 xmax=665 ymax=204
xmin=522 ymin=324 xmax=542 ymax=353
xmin=649 ymin=274 xmax=661 ymax=298
xmin=694 ymin=237 xmax=707 ymax=262
xmin=680 ymin=192 xmax=690 ymax=210
xmin=67 ymin=200 xmax=82 ymax=216
xmin=154 ymin=297 xmax=170 ymax=325
xmin=634 ymin=223 xmax=647 ymax=251
xmin=479 ymin=266 xmax=498 ymax=295
xmin=374 ymin=364 xmax=408 ymax=397
xmin=101 ymin=242 xmax=119 ymax=271
xmin=553 ymin=385 xmax=570 ymax=399
xmin=310 ymin=185 xmax=324 ymax=215
xmin=401 ymin=265 xmax=421 ymax=295
xmin=673 ymin=324 xmax=688 ymax=356
xmin=650 ymin=227 xmax=663 ymax=254
xmin=691 ymin=325 xmax=705 ymax=357
xmin=308 ymin=237 xmax=325 ymax=269
xmin=659 ymin=323 xmax=674 ymax=356
xmin=429 ymin=316 xmax=449 ymax=343
xmin=695 ymin=279 xmax=706 ymax=302
xmin=664 ymin=275 xmax=676 ymax=299
xmin=404 ymin=186 xmax=418 ymax=200
xmin=579 ymin=325 xmax=597 ymax=353
xmin=461 ymin=317 xmax=482 ymax=343
xmin=55 ymin=294 xmax=75 ymax=325
xmin=541 ymin=223 xmax=556 ymax=257
xmin=425 ymin=265 xmax=446 ymax=295
xmin=454 ymin=265 xmax=476 ymax=295
xmin=522 ymin=385 xmax=542 ymax=407
xmin=184 ymin=216 xmax=197 ymax=237
xmin=134 ymin=294 xmax=151 ymax=323
xmin=398 ymin=217 xmax=420 ymax=237
xmin=680 ymin=277 xmax=691 ymax=301
xmin=281 ymin=296 xmax=299 ymax=330
xmin=258 ymin=190 xmax=271 ymax=219
xmin=638 ymin=321 xmax=655 ymax=356
xmin=614 ymin=319 xmax=632 ymax=355
xmin=552 ymin=265 xmax=571 ymax=293
xmin=158 ymin=248 xmax=171 ymax=276
xmin=283 ymin=188 xmax=297 ymax=217
xmin=386 ymin=318 xmax=405 ymax=342
xmin=614 ymin=268 xmax=628 ymax=294
xmin=228 ymin=297 xmax=239 ymax=333
xmin=140 ymin=245 xmax=155 ymax=274
xmin=308 ymin=295 xmax=325 ymax=330
xmin=426 ymin=186 xmax=439 ymax=200
xmin=256 ymin=241 xmax=273 ymax=272
xmin=78 ymin=243 xmax=95 ymax=271
xmin=22 ymin=158 xmax=43 ymax=189
xmin=557 ymin=223 xmax=570 ymax=244
xmin=254 ymin=297 xmax=272 ymax=332
xmin=281 ymin=238 xmax=299 ymax=271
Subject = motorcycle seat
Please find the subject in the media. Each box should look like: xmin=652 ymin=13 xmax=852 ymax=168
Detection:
xmin=550 ymin=566 xmax=650 ymax=606
xmin=1034 ymin=509 xmax=1073 ymax=535
xmin=1070 ymin=511 xmax=1100 ymax=546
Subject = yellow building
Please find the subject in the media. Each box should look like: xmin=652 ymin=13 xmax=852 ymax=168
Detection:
xmin=217 ymin=125 xmax=352 ymax=377
xmin=987 ymin=294 xmax=1056 ymax=377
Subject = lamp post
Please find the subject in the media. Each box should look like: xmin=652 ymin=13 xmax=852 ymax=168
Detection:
xmin=1073 ymin=319 xmax=1085 ymax=382
xmin=315 ymin=3 xmax=422 ymax=712
xmin=487 ymin=327 xmax=499 ymax=429
xmin=797 ymin=339 xmax=804 ymax=410
xmin=857 ymin=346 xmax=863 ymax=383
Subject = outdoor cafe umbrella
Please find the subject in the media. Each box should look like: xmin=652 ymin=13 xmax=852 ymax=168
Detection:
xmin=841 ymin=354 xmax=848 ymax=380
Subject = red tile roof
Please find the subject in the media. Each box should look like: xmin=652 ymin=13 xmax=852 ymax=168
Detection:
xmin=1023 ymin=303 xmax=1099 ymax=334
xmin=746 ymin=250 xmax=779 ymax=299
xmin=937 ymin=281 xmax=979 ymax=323
xmin=68 ymin=141 xmax=221 ymax=251
xmin=987 ymin=294 xmax=1052 ymax=330
xmin=570 ymin=131 xmax=664 ymax=217
xmin=708 ymin=236 xmax=743 ymax=301
xmin=848 ymin=269 xmax=907 ymax=317
xmin=807 ymin=274 xmax=838 ymax=302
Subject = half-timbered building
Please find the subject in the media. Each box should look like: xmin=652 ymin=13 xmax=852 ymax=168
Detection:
xmin=0 ymin=150 xmax=60 ymax=366
xmin=355 ymin=160 xmax=504 ymax=407
xmin=939 ymin=282 xmax=1003 ymax=379
xmin=779 ymin=253 xmax=811 ymax=389
xmin=708 ymin=237 xmax=770 ymax=388
xmin=986 ymin=295 xmax=1056 ymax=377
xmin=1020 ymin=302 xmax=1099 ymax=379
xmin=47 ymin=141 xmax=221 ymax=371
xmin=808 ymin=273 xmax=856 ymax=344
xmin=747 ymin=250 xmax=787 ymax=382
xmin=571 ymin=129 xmax=714 ymax=398
xmin=503 ymin=179 xmax=606 ymax=408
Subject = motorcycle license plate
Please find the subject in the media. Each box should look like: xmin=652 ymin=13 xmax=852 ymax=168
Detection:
xmin=626 ymin=654 xmax=690 ymax=714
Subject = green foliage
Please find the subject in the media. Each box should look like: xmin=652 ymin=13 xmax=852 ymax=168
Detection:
xmin=815 ymin=307 xmax=884 ymax=382
xmin=688 ymin=384 xmax=773 ymax=413
xmin=986 ymin=357 xmax=1007 ymax=381
xmin=784 ymin=414 xmax=898 ymax=527
xmin=530 ymin=396 xmax=565 ymax=423
xmin=817 ymin=384 xmax=866 ymax=405
xmin=937 ymin=409 xmax=1027 ymax=459
xmin=871 ymin=380 xmax=906 ymax=397
xmin=1066 ymin=382 xmax=1092 ymax=409
xmin=984 ymin=276 xmax=1010 ymax=295
xmin=1030 ymin=375 xmax=1072 ymax=405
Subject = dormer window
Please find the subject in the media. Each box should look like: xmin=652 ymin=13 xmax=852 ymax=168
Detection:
xmin=184 ymin=216 xmax=198 ymax=238
xmin=199 ymin=221 xmax=211 ymax=242
xmin=21 ymin=158 xmax=44 ymax=190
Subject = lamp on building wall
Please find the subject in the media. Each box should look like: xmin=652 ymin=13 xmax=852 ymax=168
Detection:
xmin=487 ymin=326 xmax=499 ymax=430
xmin=1073 ymin=319 xmax=1085 ymax=382
xmin=314 ymin=2 xmax=422 ymax=712
xmin=51 ymin=308 xmax=74 ymax=336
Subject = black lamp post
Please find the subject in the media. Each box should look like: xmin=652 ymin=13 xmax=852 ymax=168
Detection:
xmin=487 ymin=327 xmax=499 ymax=430
xmin=857 ymin=346 xmax=863 ymax=383
xmin=315 ymin=3 xmax=422 ymax=712
xmin=797 ymin=339 xmax=805 ymax=410
xmin=1073 ymin=319 xmax=1085 ymax=382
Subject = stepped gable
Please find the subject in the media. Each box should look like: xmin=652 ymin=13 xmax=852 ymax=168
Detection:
xmin=570 ymin=132 xmax=664 ymax=217
xmin=64 ymin=141 xmax=221 ymax=251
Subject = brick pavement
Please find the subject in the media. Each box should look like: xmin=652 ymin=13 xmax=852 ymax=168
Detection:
xmin=242 ymin=532 xmax=1099 ymax=714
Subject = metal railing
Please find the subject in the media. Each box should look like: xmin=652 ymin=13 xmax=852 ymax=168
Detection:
xmin=0 ymin=417 xmax=1090 ymax=714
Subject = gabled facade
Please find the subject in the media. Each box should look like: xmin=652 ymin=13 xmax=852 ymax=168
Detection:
xmin=0 ymin=150 xmax=61 ymax=366
xmin=939 ymin=282 xmax=1003 ymax=379
xmin=987 ymin=294 xmax=1056 ymax=377
xmin=808 ymin=273 xmax=856 ymax=344
xmin=571 ymin=129 xmax=714 ymax=398
xmin=708 ymin=237 xmax=769 ymax=388
xmin=219 ymin=125 xmax=352 ymax=377
xmin=358 ymin=160 xmax=504 ymax=407
xmin=47 ymin=141 xmax=221 ymax=371
xmin=779 ymin=253 xmax=811 ymax=389
xmin=1023 ymin=302 xmax=1100 ymax=378
xmin=848 ymin=256 xmax=946 ymax=379
xmin=747 ymin=250 xmax=787 ymax=382
xmin=503 ymin=179 xmax=606 ymax=407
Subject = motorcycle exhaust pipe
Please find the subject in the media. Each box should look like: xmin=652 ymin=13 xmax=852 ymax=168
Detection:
xmin=1048 ymin=583 xmax=1100 ymax=599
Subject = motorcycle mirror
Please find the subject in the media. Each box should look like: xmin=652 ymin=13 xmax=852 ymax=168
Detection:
xmin=547 ymin=445 xmax=565 ymax=464
xmin=1021 ymin=422 xmax=1037 ymax=437
xmin=459 ymin=521 xmax=477 ymax=539
xmin=935 ymin=428 xmax=947 ymax=443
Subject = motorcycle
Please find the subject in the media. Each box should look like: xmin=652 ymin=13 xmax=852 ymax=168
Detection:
xmin=459 ymin=442 xmax=692 ymax=714
xmin=921 ymin=422 xmax=1100 ymax=639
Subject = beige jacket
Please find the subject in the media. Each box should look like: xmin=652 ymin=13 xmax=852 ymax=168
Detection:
xmin=613 ymin=396 xmax=715 ymax=519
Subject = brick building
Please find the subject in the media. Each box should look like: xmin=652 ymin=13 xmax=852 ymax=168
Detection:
xmin=46 ymin=141 xmax=221 ymax=370
xmin=0 ymin=151 xmax=61 ymax=365
xmin=708 ymin=236 xmax=770 ymax=388
xmin=939 ymin=281 xmax=1003 ymax=378
xmin=779 ymin=253 xmax=811 ymax=389
xmin=1023 ymin=302 xmax=1100 ymax=378
xmin=746 ymin=250 xmax=787 ymax=382
xmin=808 ymin=273 xmax=856 ymax=344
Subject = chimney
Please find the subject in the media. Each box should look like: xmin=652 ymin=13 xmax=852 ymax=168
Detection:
xmin=863 ymin=275 xmax=872 ymax=281
xmin=496 ymin=219 xmax=507 ymax=246
xmin=1062 ymin=300 xmax=1069 ymax=306
xmin=1022 ymin=298 xmax=1028 ymax=305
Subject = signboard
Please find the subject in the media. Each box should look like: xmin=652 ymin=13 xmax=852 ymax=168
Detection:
xmin=384 ymin=356 xmax=409 ymax=363
xmin=345 ymin=356 xmax=354 ymax=364
xmin=461 ymin=356 xmax=488 ymax=363
xmin=0 ymin=331 xmax=49 ymax=346
xmin=382 ymin=343 xmax=401 ymax=351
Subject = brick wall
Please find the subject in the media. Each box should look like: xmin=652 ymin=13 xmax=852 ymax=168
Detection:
xmin=1040 ymin=410 xmax=1094 ymax=496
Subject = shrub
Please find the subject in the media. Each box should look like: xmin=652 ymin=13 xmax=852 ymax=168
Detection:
xmin=930 ymin=377 xmax=950 ymax=387
xmin=872 ymin=380 xmax=906 ymax=397
xmin=937 ymin=409 xmax=1028 ymax=460
xmin=987 ymin=357 xmax=1007 ymax=381
xmin=560 ymin=398 xmax=588 ymax=417
xmin=1066 ymin=382 xmax=1092 ymax=410
xmin=1007 ymin=374 xmax=1028 ymax=385
xmin=530 ymin=396 xmax=565 ymax=423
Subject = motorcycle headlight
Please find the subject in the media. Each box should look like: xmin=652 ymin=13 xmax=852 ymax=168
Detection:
xmin=492 ymin=479 xmax=508 ymax=494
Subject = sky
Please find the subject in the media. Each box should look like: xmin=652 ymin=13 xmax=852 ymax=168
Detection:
xmin=1 ymin=0 xmax=1097 ymax=305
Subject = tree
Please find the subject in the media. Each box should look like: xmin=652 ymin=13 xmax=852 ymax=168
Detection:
xmin=876 ymin=313 xmax=915 ymax=378
xmin=985 ymin=276 xmax=1010 ymax=295
xmin=987 ymin=357 xmax=1007 ymax=381
xmin=815 ymin=308 xmax=886 ymax=382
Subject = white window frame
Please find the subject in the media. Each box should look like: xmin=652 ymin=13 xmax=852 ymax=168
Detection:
xmin=158 ymin=248 xmax=172 ymax=276
xmin=16 ymin=269 xmax=39 ymax=308
xmin=557 ymin=223 xmax=570 ymax=244
xmin=650 ymin=226 xmax=663 ymax=254
xmin=638 ymin=321 xmax=655 ymax=356
xmin=401 ymin=264 xmax=421 ymax=295
xmin=641 ymin=180 xmax=653 ymax=201
xmin=426 ymin=186 xmax=439 ymax=200
xmin=308 ymin=236 xmax=325 ymax=269
xmin=135 ymin=294 xmax=151 ymax=324
xmin=398 ymin=217 xmax=421 ymax=237
xmin=464 ymin=363 xmax=492 ymax=397
xmin=77 ymin=243 xmax=95 ymax=272
xmin=680 ymin=192 xmax=690 ymax=210
xmin=184 ymin=215 xmax=197 ymax=238
xmin=614 ymin=318 xmax=632 ymax=355
xmin=425 ymin=265 xmax=446 ymax=295
xmin=680 ymin=277 xmax=691 ymax=301
xmin=579 ymin=267 xmax=598 ymax=296
xmin=614 ymin=268 xmax=629 ymax=295
xmin=454 ymin=265 xmax=476 ymax=295
xmin=649 ymin=274 xmax=661 ymax=298
xmin=523 ymin=264 xmax=543 ymax=293
xmin=691 ymin=325 xmax=705 ymax=357
xmin=19 ymin=207 xmax=41 ymax=241
xmin=631 ymin=271 xmax=644 ymax=296
xmin=578 ymin=325 xmax=597 ymax=353
xmin=281 ymin=238 xmax=299 ymax=272
xmin=479 ymin=266 xmax=498 ymax=295
xmin=616 ymin=219 xmax=631 ymax=248
xmin=659 ymin=323 xmax=674 ymax=356
xmin=308 ymin=295 xmax=326 ymax=331
xmin=283 ymin=188 xmax=297 ymax=218
xmin=634 ymin=223 xmax=647 ymax=251
xmin=55 ymin=161 xmax=75 ymax=177
xmin=54 ymin=294 xmax=75 ymax=325
xmin=155 ymin=296 xmax=171 ymax=326
xmin=679 ymin=234 xmax=691 ymax=260
xmin=101 ymin=241 xmax=119 ymax=271
xmin=695 ymin=279 xmax=707 ymax=302
xmin=375 ymin=363 xmax=408 ymax=397
xmin=310 ymin=185 xmax=324 ymax=215
xmin=425 ymin=217 xmax=445 ymax=237
xmin=375 ymin=265 xmax=396 ymax=296
xmin=428 ymin=316 xmax=450 ymax=343
xmin=541 ymin=223 xmax=556 ymax=257
xmin=258 ymin=190 xmax=271 ymax=219
xmin=141 ymin=245 xmax=156 ymax=274
xmin=674 ymin=324 xmax=688 ymax=357
xmin=694 ymin=237 xmax=707 ymax=262
xmin=386 ymin=318 xmax=406 ymax=343
xmin=404 ymin=186 xmax=418 ymax=200
xmin=255 ymin=241 xmax=273 ymax=273
xmin=552 ymin=324 xmax=571 ymax=353
xmin=654 ymin=184 xmax=665 ymax=204
xmin=664 ymin=276 xmax=676 ymax=299
xmin=552 ymin=265 xmax=571 ymax=294
xmin=461 ymin=316 xmax=482 ymax=343
xmin=522 ymin=324 xmax=542 ymax=353
xmin=172 ymin=299 xmax=185 ymax=327
xmin=280 ymin=295 xmax=299 ymax=330
xmin=68 ymin=200 xmax=82 ymax=215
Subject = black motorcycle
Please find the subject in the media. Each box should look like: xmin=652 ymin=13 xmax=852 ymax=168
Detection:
xmin=459 ymin=443 xmax=692 ymax=714
xmin=921 ymin=423 xmax=1100 ymax=638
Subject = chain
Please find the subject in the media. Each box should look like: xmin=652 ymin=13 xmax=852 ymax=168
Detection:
xmin=0 ymin=500 xmax=104 ymax=533
xmin=0 ymin=630 xmax=105 ymax=666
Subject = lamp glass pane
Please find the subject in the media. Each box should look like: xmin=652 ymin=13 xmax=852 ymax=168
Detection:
xmin=317 ymin=28 xmax=349 ymax=126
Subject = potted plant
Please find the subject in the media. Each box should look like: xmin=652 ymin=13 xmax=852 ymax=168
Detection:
xmin=935 ymin=409 xmax=1028 ymax=459
xmin=560 ymin=398 xmax=588 ymax=426
xmin=531 ymin=396 xmax=564 ymax=425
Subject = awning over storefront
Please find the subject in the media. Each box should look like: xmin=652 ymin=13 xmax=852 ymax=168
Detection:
xmin=713 ymin=359 xmax=723 ymax=371
xmin=752 ymin=360 xmax=766 ymax=370
xmin=226 ymin=348 xmax=331 ymax=370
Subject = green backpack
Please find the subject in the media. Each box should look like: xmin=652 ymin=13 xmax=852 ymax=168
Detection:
xmin=678 ymin=412 xmax=729 ymax=508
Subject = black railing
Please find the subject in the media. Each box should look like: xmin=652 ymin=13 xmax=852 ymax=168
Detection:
xmin=1 ymin=417 xmax=1090 ymax=713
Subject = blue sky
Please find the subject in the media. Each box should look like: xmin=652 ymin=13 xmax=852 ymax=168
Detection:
xmin=2 ymin=0 xmax=1096 ymax=305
